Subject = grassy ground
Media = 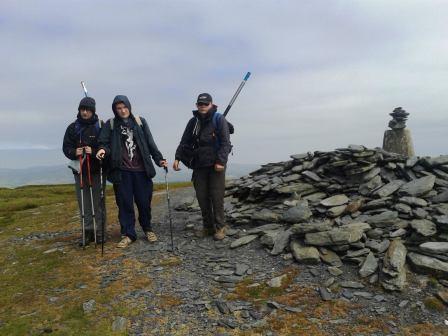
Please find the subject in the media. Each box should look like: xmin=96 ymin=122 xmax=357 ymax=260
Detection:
xmin=0 ymin=182 xmax=190 ymax=336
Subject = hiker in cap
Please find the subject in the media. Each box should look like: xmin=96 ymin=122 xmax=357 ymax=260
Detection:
xmin=173 ymin=93 xmax=232 ymax=240
xmin=63 ymin=96 xmax=105 ymax=246
xmin=96 ymin=95 xmax=167 ymax=248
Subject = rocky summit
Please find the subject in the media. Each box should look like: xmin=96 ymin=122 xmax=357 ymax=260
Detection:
xmin=225 ymin=145 xmax=448 ymax=290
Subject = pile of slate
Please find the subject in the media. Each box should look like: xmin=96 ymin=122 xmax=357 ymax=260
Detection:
xmin=224 ymin=145 xmax=448 ymax=291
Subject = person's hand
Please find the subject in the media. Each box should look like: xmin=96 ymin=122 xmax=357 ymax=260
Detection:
xmin=173 ymin=160 xmax=181 ymax=171
xmin=160 ymin=160 xmax=168 ymax=168
xmin=84 ymin=146 xmax=92 ymax=154
xmin=215 ymin=163 xmax=225 ymax=172
xmin=96 ymin=149 xmax=106 ymax=160
xmin=76 ymin=147 xmax=84 ymax=156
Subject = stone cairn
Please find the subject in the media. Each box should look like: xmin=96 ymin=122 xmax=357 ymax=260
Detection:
xmin=224 ymin=145 xmax=448 ymax=291
xmin=383 ymin=107 xmax=415 ymax=157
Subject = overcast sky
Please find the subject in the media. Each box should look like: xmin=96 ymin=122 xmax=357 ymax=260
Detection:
xmin=1 ymin=0 xmax=447 ymax=168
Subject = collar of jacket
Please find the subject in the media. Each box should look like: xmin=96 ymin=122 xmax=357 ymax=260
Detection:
xmin=192 ymin=104 xmax=218 ymax=121
xmin=76 ymin=112 xmax=98 ymax=125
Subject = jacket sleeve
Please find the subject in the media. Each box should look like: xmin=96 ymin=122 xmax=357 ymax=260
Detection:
xmin=174 ymin=118 xmax=196 ymax=161
xmin=142 ymin=118 xmax=164 ymax=166
xmin=216 ymin=116 xmax=232 ymax=165
xmin=97 ymin=119 xmax=113 ymax=157
xmin=62 ymin=123 xmax=78 ymax=160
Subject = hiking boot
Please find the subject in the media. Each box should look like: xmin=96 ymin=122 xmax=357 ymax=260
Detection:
xmin=117 ymin=236 xmax=133 ymax=248
xmin=194 ymin=227 xmax=215 ymax=238
xmin=146 ymin=231 xmax=158 ymax=243
xmin=213 ymin=227 xmax=227 ymax=241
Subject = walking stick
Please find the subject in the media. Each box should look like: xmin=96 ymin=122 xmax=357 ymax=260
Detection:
xmin=86 ymin=154 xmax=98 ymax=247
xmin=79 ymin=148 xmax=86 ymax=248
xmin=99 ymin=160 xmax=106 ymax=256
xmin=164 ymin=167 xmax=175 ymax=253
xmin=223 ymin=72 xmax=251 ymax=117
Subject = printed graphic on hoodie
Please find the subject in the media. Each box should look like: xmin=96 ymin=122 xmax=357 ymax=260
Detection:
xmin=120 ymin=125 xmax=145 ymax=171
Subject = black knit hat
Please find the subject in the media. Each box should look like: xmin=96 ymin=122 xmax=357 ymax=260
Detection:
xmin=78 ymin=97 xmax=96 ymax=113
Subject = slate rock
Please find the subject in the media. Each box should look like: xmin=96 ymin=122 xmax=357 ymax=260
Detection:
xmin=419 ymin=242 xmax=448 ymax=254
xmin=270 ymin=229 xmax=293 ymax=255
xmin=230 ymin=235 xmax=258 ymax=249
xmin=112 ymin=317 xmax=128 ymax=332
xmin=290 ymin=221 xmax=333 ymax=234
xmin=252 ymin=209 xmax=280 ymax=223
xmin=290 ymin=240 xmax=320 ymax=265
xmin=359 ymin=252 xmax=378 ymax=278
xmin=407 ymin=253 xmax=448 ymax=278
xmin=282 ymin=204 xmax=312 ymax=223
xmin=320 ymin=194 xmax=349 ymax=207
xmin=381 ymin=240 xmax=407 ymax=291
xmin=399 ymin=175 xmax=436 ymax=196
xmin=410 ymin=219 xmax=437 ymax=237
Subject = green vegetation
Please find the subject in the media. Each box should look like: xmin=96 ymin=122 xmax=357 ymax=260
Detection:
xmin=0 ymin=182 xmax=190 ymax=336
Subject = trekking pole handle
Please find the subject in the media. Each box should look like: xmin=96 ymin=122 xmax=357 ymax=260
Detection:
xmin=223 ymin=71 xmax=251 ymax=117
xmin=81 ymin=81 xmax=88 ymax=97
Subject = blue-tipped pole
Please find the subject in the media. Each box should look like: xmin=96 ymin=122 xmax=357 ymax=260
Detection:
xmin=223 ymin=72 xmax=251 ymax=117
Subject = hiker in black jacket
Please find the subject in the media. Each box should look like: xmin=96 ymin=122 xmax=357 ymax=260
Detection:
xmin=173 ymin=93 xmax=232 ymax=240
xmin=97 ymin=95 xmax=167 ymax=248
xmin=63 ymin=97 xmax=105 ymax=246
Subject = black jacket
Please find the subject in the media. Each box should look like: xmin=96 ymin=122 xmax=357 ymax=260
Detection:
xmin=175 ymin=105 xmax=232 ymax=169
xmin=98 ymin=95 xmax=164 ymax=183
xmin=62 ymin=114 xmax=102 ymax=174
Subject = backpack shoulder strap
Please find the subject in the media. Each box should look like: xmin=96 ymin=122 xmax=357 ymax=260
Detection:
xmin=134 ymin=115 xmax=143 ymax=127
xmin=108 ymin=118 xmax=114 ymax=130
xmin=98 ymin=120 xmax=103 ymax=128
xmin=212 ymin=112 xmax=223 ymax=132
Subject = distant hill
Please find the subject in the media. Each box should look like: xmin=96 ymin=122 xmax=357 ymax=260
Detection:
xmin=0 ymin=163 xmax=259 ymax=188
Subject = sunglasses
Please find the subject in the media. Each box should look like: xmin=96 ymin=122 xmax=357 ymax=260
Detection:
xmin=197 ymin=102 xmax=210 ymax=107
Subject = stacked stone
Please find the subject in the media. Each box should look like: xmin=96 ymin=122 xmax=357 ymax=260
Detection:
xmin=225 ymin=145 xmax=448 ymax=290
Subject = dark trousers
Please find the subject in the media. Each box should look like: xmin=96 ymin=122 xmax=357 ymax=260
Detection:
xmin=192 ymin=166 xmax=226 ymax=231
xmin=115 ymin=170 xmax=153 ymax=241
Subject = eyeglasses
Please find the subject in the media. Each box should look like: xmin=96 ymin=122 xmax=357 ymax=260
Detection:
xmin=197 ymin=102 xmax=210 ymax=107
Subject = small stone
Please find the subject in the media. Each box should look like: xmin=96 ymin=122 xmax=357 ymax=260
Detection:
xmin=320 ymin=194 xmax=349 ymax=207
xmin=340 ymin=281 xmax=364 ymax=289
xmin=323 ymin=277 xmax=335 ymax=288
xmin=282 ymin=204 xmax=312 ymax=223
xmin=410 ymin=219 xmax=437 ymax=237
xmin=319 ymin=248 xmax=342 ymax=267
xmin=328 ymin=266 xmax=343 ymax=276
xmin=82 ymin=300 xmax=96 ymax=314
xmin=319 ymin=287 xmax=333 ymax=301
xmin=267 ymin=274 xmax=288 ymax=288
xmin=290 ymin=240 xmax=320 ymax=265
xmin=359 ymin=252 xmax=378 ymax=278
xmin=327 ymin=205 xmax=347 ymax=218
xmin=230 ymin=235 xmax=258 ymax=249
xmin=270 ymin=229 xmax=293 ymax=255
xmin=399 ymin=175 xmax=436 ymax=196
xmin=408 ymin=253 xmax=448 ymax=278
xmin=251 ymin=209 xmax=280 ymax=223
xmin=235 ymin=263 xmax=250 ymax=276
xmin=419 ymin=242 xmax=448 ymax=254
xmin=399 ymin=300 xmax=409 ymax=308
xmin=112 ymin=317 xmax=127 ymax=332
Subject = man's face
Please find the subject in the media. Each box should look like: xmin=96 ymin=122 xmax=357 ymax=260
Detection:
xmin=196 ymin=102 xmax=212 ymax=114
xmin=115 ymin=103 xmax=130 ymax=118
xmin=79 ymin=108 xmax=93 ymax=120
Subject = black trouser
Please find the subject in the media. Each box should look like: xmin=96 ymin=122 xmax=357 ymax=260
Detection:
xmin=115 ymin=170 xmax=153 ymax=241
xmin=192 ymin=166 xmax=226 ymax=231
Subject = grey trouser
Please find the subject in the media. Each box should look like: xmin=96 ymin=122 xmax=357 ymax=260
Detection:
xmin=74 ymin=172 xmax=106 ymax=239
xmin=192 ymin=167 xmax=226 ymax=231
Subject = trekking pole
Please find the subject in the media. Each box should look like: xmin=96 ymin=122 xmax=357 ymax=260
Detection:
xmin=81 ymin=81 xmax=88 ymax=97
xmin=99 ymin=160 xmax=106 ymax=256
xmin=223 ymin=72 xmax=251 ymax=117
xmin=79 ymin=148 xmax=86 ymax=248
xmin=164 ymin=167 xmax=175 ymax=253
xmin=86 ymin=154 xmax=98 ymax=247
